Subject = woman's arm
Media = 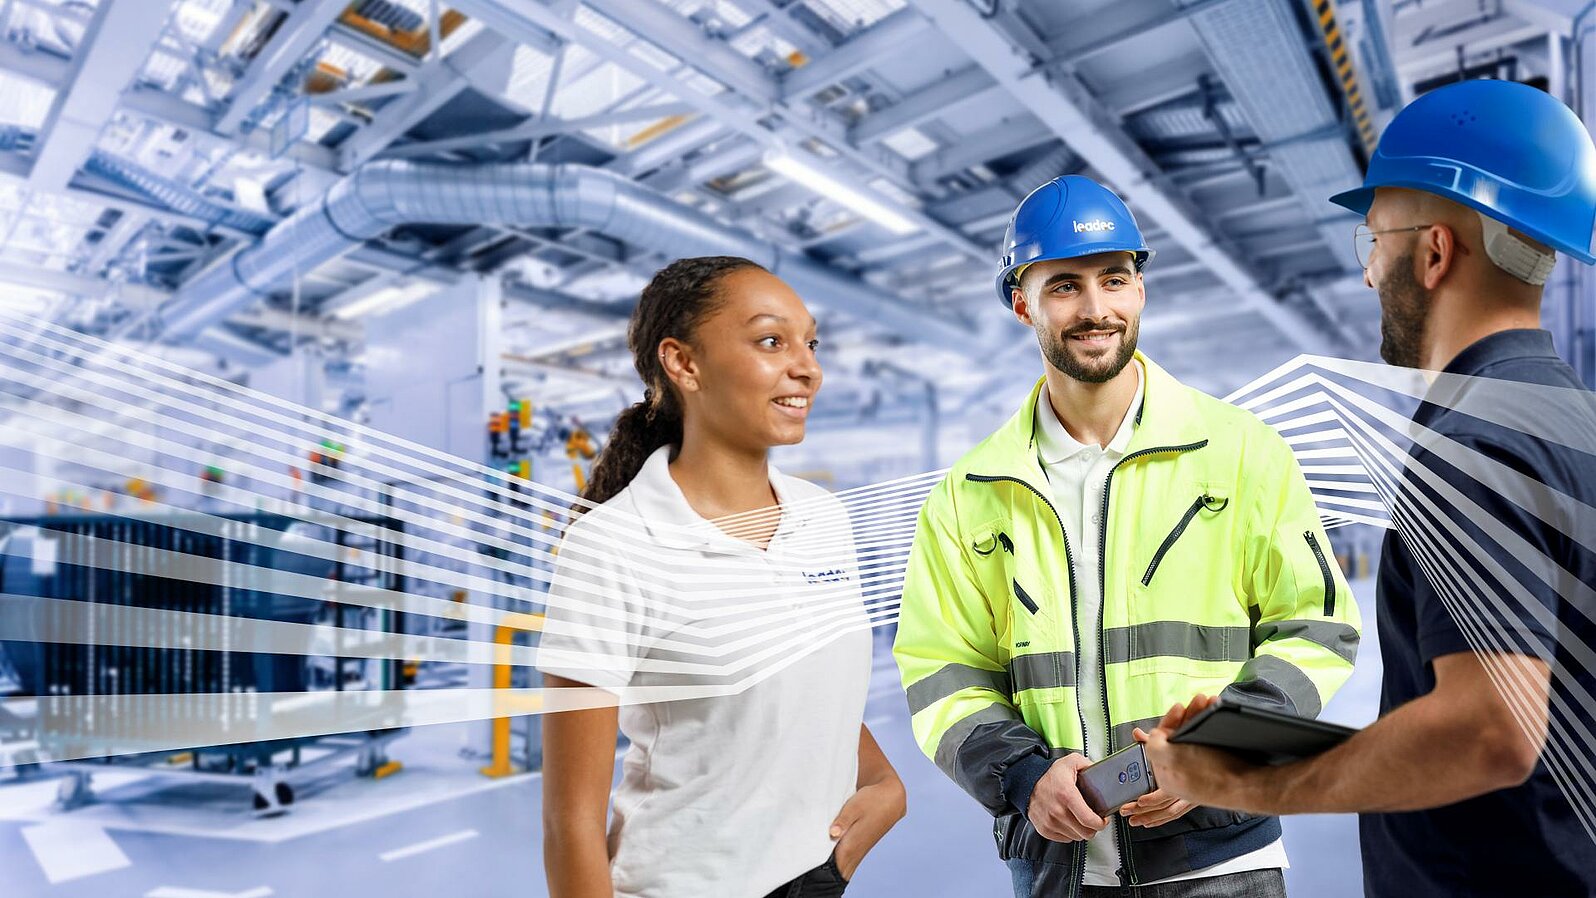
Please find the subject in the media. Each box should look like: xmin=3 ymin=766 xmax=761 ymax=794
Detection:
xmin=829 ymin=724 xmax=907 ymax=879
xmin=542 ymin=673 xmax=620 ymax=898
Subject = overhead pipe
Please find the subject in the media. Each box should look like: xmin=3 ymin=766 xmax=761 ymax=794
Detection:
xmin=158 ymin=161 xmax=972 ymax=350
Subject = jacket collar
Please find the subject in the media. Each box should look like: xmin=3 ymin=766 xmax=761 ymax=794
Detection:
xmin=969 ymin=352 xmax=1208 ymax=481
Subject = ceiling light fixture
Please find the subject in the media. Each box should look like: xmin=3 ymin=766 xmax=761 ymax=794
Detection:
xmin=763 ymin=148 xmax=919 ymax=236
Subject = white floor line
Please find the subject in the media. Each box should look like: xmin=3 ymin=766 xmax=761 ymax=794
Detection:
xmin=21 ymin=820 xmax=131 ymax=884
xmin=145 ymin=886 xmax=274 ymax=898
xmin=378 ymin=828 xmax=479 ymax=862
xmin=0 ymin=746 xmax=624 ymax=847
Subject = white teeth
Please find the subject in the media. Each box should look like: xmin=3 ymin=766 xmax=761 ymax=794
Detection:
xmin=774 ymin=397 xmax=809 ymax=408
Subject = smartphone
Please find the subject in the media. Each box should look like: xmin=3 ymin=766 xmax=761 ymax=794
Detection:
xmin=1077 ymin=743 xmax=1157 ymax=817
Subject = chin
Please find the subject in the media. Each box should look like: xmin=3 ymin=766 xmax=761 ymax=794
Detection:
xmin=771 ymin=426 xmax=807 ymax=447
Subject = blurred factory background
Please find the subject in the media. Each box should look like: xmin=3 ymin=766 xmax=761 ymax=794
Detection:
xmin=0 ymin=0 xmax=1587 ymax=895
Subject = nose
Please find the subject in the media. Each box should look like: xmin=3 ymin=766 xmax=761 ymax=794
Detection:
xmin=790 ymin=342 xmax=821 ymax=384
xmin=1075 ymin=283 xmax=1110 ymax=323
xmin=1363 ymin=266 xmax=1374 ymax=290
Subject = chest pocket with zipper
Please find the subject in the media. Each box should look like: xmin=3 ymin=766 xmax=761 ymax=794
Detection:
xmin=1140 ymin=489 xmax=1231 ymax=587
xmin=967 ymin=521 xmax=1046 ymax=620
xmin=1131 ymin=484 xmax=1243 ymax=678
xmin=965 ymin=521 xmax=1060 ymax=700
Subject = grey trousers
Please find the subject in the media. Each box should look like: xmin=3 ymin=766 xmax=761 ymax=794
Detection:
xmin=1007 ymin=862 xmax=1287 ymax=898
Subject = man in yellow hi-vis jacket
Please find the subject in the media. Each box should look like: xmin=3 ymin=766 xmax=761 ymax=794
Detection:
xmin=893 ymin=175 xmax=1360 ymax=898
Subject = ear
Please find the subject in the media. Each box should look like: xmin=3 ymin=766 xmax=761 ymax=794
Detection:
xmin=658 ymin=337 xmax=699 ymax=394
xmin=1419 ymin=224 xmax=1459 ymax=290
xmin=1012 ymin=288 xmax=1035 ymax=327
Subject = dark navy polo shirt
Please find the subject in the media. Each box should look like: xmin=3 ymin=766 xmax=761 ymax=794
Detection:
xmin=1362 ymin=329 xmax=1596 ymax=897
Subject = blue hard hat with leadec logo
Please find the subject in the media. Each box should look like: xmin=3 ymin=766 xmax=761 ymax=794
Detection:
xmin=995 ymin=175 xmax=1153 ymax=307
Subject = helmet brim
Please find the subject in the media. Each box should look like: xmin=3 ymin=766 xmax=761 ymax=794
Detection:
xmin=1328 ymin=181 xmax=1596 ymax=265
xmin=1328 ymin=186 xmax=1374 ymax=217
xmin=995 ymin=248 xmax=1154 ymax=308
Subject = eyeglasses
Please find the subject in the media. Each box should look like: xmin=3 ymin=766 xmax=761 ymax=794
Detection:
xmin=1353 ymin=223 xmax=1433 ymax=269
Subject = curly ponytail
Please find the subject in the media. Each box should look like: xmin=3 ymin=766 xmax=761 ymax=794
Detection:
xmin=580 ymin=256 xmax=767 ymax=507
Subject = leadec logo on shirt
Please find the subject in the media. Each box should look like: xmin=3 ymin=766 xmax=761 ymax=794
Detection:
xmin=803 ymin=568 xmax=852 ymax=584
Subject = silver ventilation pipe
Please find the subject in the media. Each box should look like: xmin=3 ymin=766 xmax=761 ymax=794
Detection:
xmin=159 ymin=161 xmax=970 ymax=349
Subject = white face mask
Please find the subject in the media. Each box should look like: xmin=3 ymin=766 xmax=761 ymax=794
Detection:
xmin=1478 ymin=211 xmax=1556 ymax=286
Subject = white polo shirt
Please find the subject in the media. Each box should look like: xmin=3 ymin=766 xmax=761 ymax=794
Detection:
xmin=537 ymin=446 xmax=872 ymax=898
xmin=1035 ymin=363 xmax=1286 ymax=886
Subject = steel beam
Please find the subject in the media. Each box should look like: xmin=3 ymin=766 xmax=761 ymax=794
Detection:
xmin=30 ymin=0 xmax=176 ymax=193
xmin=779 ymin=8 xmax=930 ymax=100
xmin=215 ymin=0 xmax=350 ymax=134
xmin=850 ymin=66 xmax=999 ymax=144
xmin=337 ymin=28 xmax=518 ymax=170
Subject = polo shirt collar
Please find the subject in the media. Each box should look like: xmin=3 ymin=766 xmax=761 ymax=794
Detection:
xmin=1442 ymin=328 xmax=1558 ymax=377
xmin=627 ymin=445 xmax=803 ymax=553
xmin=1034 ymin=360 xmax=1143 ymax=466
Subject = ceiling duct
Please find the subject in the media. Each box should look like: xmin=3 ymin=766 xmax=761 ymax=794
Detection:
xmin=159 ymin=161 xmax=971 ymax=351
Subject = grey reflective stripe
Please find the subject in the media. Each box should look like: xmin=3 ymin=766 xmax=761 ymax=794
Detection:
xmin=932 ymin=703 xmax=1022 ymax=780
xmin=1102 ymin=622 xmax=1252 ymax=664
xmin=1255 ymin=619 xmax=1359 ymax=665
xmin=1007 ymin=651 xmax=1076 ymax=693
xmin=906 ymin=663 xmax=1012 ymax=716
xmin=1222 ymin=655 xmax=1323 ymax=718
xmin=1046 ymin=746 xmax=1085 ymax=759
xmin=1112 ymin=716 xmax=1166 ymax=752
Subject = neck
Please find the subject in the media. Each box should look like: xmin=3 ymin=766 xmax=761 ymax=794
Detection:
xmin=669 ymin=422 xmax=776 ymax=516
xmin=1420 ymin=288 xmax=1541 ymax=371
xmin=1042 ymin=358 xmax=1140 ymax=448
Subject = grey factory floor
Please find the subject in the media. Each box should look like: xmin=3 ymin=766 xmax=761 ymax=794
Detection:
xmin=0 ymin=577 xmax=1382 ymax=898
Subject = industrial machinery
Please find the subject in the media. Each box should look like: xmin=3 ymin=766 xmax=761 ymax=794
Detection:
xmin=0 ymin=511 xmax=409 ymax=814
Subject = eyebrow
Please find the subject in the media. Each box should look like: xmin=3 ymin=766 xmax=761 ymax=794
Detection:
xmin=747 ymin=313 xmax=819 ymax=329
xmin=1039 ymin=265 xmax=1134 ymax=288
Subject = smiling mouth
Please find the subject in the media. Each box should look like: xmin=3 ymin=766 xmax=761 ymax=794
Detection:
xmin=773 ymin=396 xmax=810 ymax=412
xmin=1068 ymin=330 xmax=1120 ymax=346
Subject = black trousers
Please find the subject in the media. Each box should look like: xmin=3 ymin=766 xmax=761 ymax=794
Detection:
xmin=761 ymin=852 xmax=849 ymax=898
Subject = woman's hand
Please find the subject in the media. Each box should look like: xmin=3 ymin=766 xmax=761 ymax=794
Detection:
xmin=829 ymin=776 xmax=907 ymax=879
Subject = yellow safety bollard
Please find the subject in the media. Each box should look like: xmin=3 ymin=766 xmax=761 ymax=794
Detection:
xmin=479 ymin=611 xmax=545 ymax=778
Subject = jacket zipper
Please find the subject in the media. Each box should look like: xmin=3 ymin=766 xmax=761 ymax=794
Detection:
xmin=965 ymin=473 xmax=1086 ymax=897
xmin=1098 ymin=439 xmax=1209 ymax=886
xmin=1140 ymin=495 xmax=1208 ymax=586
xmin=1013 ymin=579 xmax=1040 ymax=614
xmin=1305 ymin=531 xmax=1336 ymax=616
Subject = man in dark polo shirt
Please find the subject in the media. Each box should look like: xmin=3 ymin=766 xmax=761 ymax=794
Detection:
xmin=1140 ymin=78 xmax=1596 ymax=897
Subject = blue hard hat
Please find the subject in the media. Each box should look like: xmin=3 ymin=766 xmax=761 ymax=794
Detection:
xmin=1330 ymin=79 xmax=1596 ymax=265
xmin=995 ymin=175 xmax=1154 ymax=307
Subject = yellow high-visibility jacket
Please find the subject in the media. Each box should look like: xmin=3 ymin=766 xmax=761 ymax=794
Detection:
xmin=894 ymin=353 xmax=1359 ymax=888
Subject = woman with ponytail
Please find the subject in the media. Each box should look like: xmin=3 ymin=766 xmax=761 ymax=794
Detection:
xmin=538 ymin=257 xmax=904 ymax=898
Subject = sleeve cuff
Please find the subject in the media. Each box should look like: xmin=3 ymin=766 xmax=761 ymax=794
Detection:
xmin=1000 ymin=750 xmax=1053 ymax=816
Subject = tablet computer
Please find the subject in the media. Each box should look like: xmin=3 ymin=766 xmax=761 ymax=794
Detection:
xmin=1170 ymin=701 xmax=1358 ymax=765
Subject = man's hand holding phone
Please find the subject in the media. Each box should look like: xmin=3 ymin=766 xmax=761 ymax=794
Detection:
xmin=1027 ymin=753 xmax=1112 ymax=842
